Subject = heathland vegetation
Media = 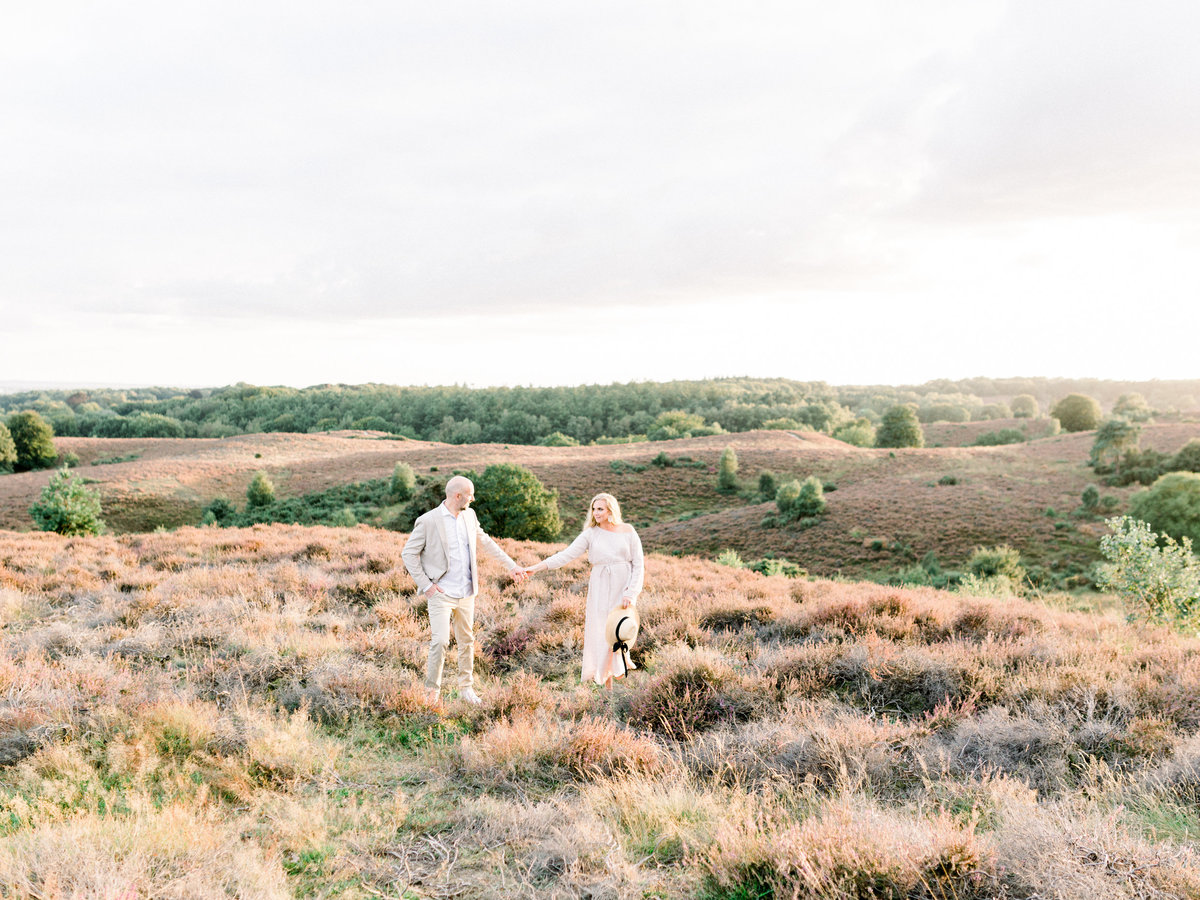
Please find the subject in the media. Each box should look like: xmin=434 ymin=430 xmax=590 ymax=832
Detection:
xmin=2 ymin=526 xmax=1199 ymax=897
xmin=3 ymin=378 xmax=1200 ymax=896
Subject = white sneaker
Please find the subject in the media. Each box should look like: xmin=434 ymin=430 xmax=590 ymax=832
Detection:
xmin=460 ymin=687 xmax=482 ymax=706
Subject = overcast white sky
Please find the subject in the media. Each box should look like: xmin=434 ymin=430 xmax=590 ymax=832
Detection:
xmin=2 ymin=1 xmax=1198 ymax=389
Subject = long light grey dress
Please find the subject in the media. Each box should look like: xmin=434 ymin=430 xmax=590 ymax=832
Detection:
xmin=543 ymin=526 xmax=645 ymax=684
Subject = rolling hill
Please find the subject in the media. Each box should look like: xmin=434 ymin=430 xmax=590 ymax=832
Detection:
xmin=3 ymin=424 xmax=1200 ymax=583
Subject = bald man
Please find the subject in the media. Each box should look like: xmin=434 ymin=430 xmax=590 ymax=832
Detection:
xmin=401 ymin=475 xmax=523 ymax=706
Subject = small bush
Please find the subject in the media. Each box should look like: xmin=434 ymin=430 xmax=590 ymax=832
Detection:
xmin=29 ymin=467 xmax=104 ymax=535
xmin=538 ymin=431 xmax=579 ymax=446
xmin=715 ymin=549 xmax=744 ymax=568
xmin=1129 ymin=472 xmax=1200 ymax=545
xmin=973 ymin=428 xmax=1025 ymax=446
xmin=717 ymin=446 xmax=738 ymax=492
xmin=246 ymin=471 xmax=276 ymax=508
xmin=1098 ymin=516 xmax=1200 ymax=632
xmin=938 ymin=475 xmax=958 ymax=486
xmin=389 ymin=462 xmax=416 ymax=500
xmin=757 ymin=471 xmax=777 ymax=500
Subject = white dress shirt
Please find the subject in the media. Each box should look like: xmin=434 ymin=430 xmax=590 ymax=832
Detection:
xmin=437 ymin=502 xmax=474 ymax=597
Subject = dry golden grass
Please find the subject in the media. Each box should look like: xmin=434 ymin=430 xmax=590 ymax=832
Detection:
xmin=2 ymin=523 xmax=1200 ymax=897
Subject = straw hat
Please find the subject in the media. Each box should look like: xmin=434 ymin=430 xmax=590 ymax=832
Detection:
xmin=605 ymin=604 xmax=640 ymax=651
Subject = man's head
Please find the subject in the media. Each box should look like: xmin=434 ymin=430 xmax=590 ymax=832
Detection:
xmin=444 ymin=475 xmax=475 ymax=513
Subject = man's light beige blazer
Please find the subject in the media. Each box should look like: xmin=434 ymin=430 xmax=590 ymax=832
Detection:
xmin=401 ymin=505 xmax=517 ymax=596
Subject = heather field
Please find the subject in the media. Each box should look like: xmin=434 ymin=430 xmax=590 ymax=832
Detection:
xmin=2 ymin=525 xmax=1200 ymax=898
xmin=3 ymin=423 xmax=1200 ymax=586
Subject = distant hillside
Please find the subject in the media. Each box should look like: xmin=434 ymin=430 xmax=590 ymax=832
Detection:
xmin=5 ymin=424 xmax=1199 ymax=587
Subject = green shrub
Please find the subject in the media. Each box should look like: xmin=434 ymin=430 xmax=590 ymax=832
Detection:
xmin=7 ymin=410 xmax=57 ymax=471
xmin=746 ymin=557 xmax=804 ymax=578
xmin=757 ymin=471 xmax=777 ymax=500
xmin=390 ymin=462 xmax=416 ymax=501
xmin=538 ymin=431 xmax=579 ymax=447
xmin=973 ymin=428 xmax=1025 ymax=446
xmin=1173 ymin=439 xmax=1200 ymax=473
xmin=472 ymin=462 xmax=562 ymax=541
xmin=776 ymin=476 xmax=826 ymax=522
xmin=1051 ymin=393 xmax=1102 ymax=432
xmin=967 ymin=544 xmax=1024 ymax=580
xmin=1110 ymin=447 xmax=1173 ymax=486
xmin=1081 ymin=485 xmax=1100 ymax=510
xmin=715 ymin=549 xmax=744 ymax=568
xmin=1129 ymin=472 xmax=1200 ymax=546
xmin=201 ymin=497 xmax=236 ymax=525
xmin=29 ymin=468 xmax=103 ymax=535
xmin=717 ymin=446 xmax=738 ymax=492
xmin=832 ymin=418 xmax=876 ymax=447
xmin=937 ymin=475 xmax=958 ymax=486
xmin=875 ymin=405 xmax=924 ymax=449
xmin=246 ymin=470 xmax=276 ymax=507
xmin=648 ymin=410 xmax=706 ymax=441
xmin=0 ymin=423 xmax=16 ymax=473
xmin=1011 ymin=394 xmax=1039 ymax=418
xmin=1098 ymin=516 xmax=1200 ymax=632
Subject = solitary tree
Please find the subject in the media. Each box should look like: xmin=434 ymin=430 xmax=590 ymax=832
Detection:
xmin=7 ymin=411 xmax=57 ymax=471
xmin=246 ymin=470 xmax=276 ymax=507
xmin=1051 ymin=394 xmax=1102 ymax=432
xmin=875 ymin=405 xmax=924 ymax=449
xmin=472 ymin=463 xmax=562 ymax=541
xmin=1010 ymin=395 xmax=1039 ymax=418
xmin=29 ymin=467 xmax=103 ymax=535
xmin=1113 ymin=392 xmax=1154 ymax=422
xmin=390 ymin=461 xmax=416 ymax=501
xmin=717 ymin=446 xmax=739 ymax=492
xmin=757 ymin=470 xmax=777 ymax=501
xmin=0 ymin=423 xmax=16 ymax=473
xmin=1089 ymin=418 xmax=1141 ymax=473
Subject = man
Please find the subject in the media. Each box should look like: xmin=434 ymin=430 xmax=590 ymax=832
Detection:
xmin=401 ymin=475 xmax=523 ymax=706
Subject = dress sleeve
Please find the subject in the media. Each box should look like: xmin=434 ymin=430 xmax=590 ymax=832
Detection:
xmin=622 ymin=529 xmax=644 ymax=600
xmin=542 ymin=530 xmax=591 ymax=570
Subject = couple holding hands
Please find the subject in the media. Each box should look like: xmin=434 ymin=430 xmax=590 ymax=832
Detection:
xmin=400 ymin=475 xmax=644 ymax=706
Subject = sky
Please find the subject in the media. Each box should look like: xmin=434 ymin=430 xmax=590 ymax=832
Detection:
xmin=2 ymin=1 xmax=1198 ymax=390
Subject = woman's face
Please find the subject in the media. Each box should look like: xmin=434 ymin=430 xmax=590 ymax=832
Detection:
xmin=592 ymin=499 xmax=610 ymax=525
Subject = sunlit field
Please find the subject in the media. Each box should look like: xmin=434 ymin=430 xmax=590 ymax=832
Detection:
xmin=2 ymin=524 xmax=1199 ymax=898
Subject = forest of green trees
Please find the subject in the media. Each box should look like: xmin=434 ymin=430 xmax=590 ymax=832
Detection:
xmin=1 ymin=377 xmax=1197 ymax=447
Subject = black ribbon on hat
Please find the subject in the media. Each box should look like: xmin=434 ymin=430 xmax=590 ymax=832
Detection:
xmin=611 ymin=613 xmax=635 ymax=677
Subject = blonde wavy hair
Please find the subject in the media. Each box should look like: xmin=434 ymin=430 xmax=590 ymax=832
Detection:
xmin=585 ymin=493 xmax=623 ymax=529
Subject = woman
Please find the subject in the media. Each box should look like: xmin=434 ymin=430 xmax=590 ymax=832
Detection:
xmin=520 ymin=493 xmax=644 ymax=690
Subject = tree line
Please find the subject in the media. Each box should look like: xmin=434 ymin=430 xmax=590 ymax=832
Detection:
xmin=2 ymin=377 xmax=1197 ymax=448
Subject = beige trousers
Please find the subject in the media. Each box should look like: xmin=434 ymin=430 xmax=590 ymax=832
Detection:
xmin=425 ymin=592 xmax=476 ymax=691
